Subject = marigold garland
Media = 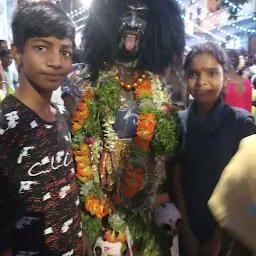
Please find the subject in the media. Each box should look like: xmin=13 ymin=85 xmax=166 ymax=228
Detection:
xmin=118 ymin=81 xmax=157 ymax=199
xmin=71 ymin=69 xmax=177 ymax=255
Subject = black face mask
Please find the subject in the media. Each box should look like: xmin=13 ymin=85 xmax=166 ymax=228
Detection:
xmin=117 ymin=1 xmax=148 ymax=60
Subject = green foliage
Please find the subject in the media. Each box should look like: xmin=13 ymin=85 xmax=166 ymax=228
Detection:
xmin=151 ymin=109 xmax=178 ymax=156
xmin=72 ymin=100 xmax=102 ymax=140
xmin=97 ymin=77 xmax=121 ymax=117
xmin=81 ymin=212 xmax=102 ymax=243
xmin=127 ymin=217 xmax=161 ymax=255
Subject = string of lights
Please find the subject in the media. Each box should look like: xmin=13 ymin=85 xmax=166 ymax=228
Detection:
xmin=181 ymin=14 xmax=227 ymax=43
xmin=176 ymin=0 xmax=255 ymax=37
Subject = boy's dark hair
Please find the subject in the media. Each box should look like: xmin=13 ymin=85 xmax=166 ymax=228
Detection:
xmin=0 ymin=49 xmax=11 ymax=58
xmin=226 ymin=49 xmax=239 ymax=70
xmin=184 ymin=42 xmax=229 ymax=75
xmin=12 ymin=1 xmax=76 ymax=52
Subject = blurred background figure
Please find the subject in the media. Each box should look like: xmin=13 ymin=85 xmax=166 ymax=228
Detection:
xmin=0 ymin=48 xmax=18 ymax=93
xmin=224 ymin=49 xmax=252 ymax=112
xmin=0 ymin=40 xmax=7 ymax=50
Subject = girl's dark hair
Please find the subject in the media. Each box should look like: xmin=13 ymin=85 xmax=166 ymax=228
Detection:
xmin=184 ymin=42 xmax=229 ymax=75
xmin=83 ymin=0 xmax=185 ymax=79
xmin=12 ymin=1 xmax=76 ymax=52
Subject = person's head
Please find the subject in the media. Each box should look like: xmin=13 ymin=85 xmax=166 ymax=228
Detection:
xmin=226 ymin=49 xmax=239 ymax=71
xmin=0 ymin=40 xmax=7 ymax=50
xmin=184 ymin=42 xmax=229 ymax=105
xmin=11 ymin=1 xmax=76 ymax=92
xmin=84 ymin=0 xmax=185 ymax=79
xmin=0 ymin=49 xmax=12 ymax=69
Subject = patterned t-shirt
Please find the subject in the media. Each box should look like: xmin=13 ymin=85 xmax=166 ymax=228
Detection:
xmin=0 ymin=95 xmax=83 ymax=256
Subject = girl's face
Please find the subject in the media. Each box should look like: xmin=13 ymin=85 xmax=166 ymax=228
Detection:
xmin=186 ymin=53 xmax=225 ymax=104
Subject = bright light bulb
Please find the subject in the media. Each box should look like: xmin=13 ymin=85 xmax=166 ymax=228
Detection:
xmin=82 ymin=0 xmax=92 ymax=8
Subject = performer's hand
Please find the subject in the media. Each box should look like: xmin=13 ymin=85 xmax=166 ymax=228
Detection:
xmin=82 ymin=231 xmax=93 ymax=256
xmin=2 ymin=249 xmax=13 ymax=256
xmin=180 ymin=224 xmax=199 ymax=256
xmin=199 ymin=228 xmax=222 ymax=256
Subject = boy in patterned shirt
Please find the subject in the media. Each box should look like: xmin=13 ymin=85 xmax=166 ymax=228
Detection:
xmin=0 ymin=2 xmax=86 ymax=256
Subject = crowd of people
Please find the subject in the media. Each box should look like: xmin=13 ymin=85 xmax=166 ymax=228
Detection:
xmin=0 ymin=1 xmax=256 ymax=256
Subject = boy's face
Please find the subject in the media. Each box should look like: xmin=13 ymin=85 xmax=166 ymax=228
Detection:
xmin=1 ymin=53 xmax=12 ymax=68
xmin=13 ymin=36 xmax=73 ymax=92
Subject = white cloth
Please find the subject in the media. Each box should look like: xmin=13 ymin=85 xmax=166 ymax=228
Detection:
xmin=51 ymin=87 xmax=64 ymax=105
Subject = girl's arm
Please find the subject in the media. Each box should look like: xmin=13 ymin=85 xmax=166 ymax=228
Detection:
xmin=172 ymin=163 xmax=190 ymax=226
xmin=172 ymin=163 xmax=199 ymax=256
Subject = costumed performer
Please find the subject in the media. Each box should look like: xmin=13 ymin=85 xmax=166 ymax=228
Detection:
xmin=62 ymin=0 xmax=185 ymax=255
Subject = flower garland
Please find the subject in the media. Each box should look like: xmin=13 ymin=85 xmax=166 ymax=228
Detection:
xmin=71 ymin=68 xmax=177 ymax=254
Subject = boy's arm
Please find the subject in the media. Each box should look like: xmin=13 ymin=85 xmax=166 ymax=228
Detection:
xmin=0 ymin=165 xmax=22 ymax=254
xmin=0 ymin=126 xmax=22 ymax=254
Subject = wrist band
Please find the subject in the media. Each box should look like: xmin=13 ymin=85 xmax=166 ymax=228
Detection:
xmin=0 ymin=81 xmax=8 ymax=85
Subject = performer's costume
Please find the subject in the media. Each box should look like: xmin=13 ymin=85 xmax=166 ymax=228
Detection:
xmin=62 ymin=0 xmax=185 ymax=255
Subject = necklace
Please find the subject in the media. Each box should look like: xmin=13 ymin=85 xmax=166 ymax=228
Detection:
xmin=115 ymin=59 xmax=138 ymax=68
xmin=115 ymin=71 xmax=148 ymax=91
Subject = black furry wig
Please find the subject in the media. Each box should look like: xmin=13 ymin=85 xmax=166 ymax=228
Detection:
xmin=83 ymin=0 xmax=185 ymax=79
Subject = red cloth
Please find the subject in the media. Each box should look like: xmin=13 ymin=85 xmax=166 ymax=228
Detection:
xmin=225 ymin=79 xmax=252 ymax=112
